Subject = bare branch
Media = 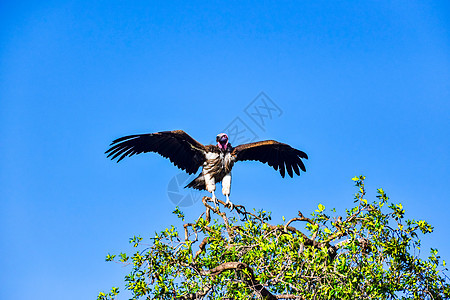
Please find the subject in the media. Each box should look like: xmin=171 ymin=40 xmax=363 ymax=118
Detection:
xmin=194 ymin=237 xmax=209 ymax=259
xmin=199 ymin=262 xmax=278 ymax=300
xmin=177 ymin=285 xmax=211 ymax=300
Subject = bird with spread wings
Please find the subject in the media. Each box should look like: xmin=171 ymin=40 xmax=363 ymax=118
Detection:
xmin=106 ymin=130 xmax=308 ymax=208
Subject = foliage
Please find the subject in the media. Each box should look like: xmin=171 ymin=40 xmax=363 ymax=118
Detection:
xmin=98 ymin=176 xmax=450 ymax=299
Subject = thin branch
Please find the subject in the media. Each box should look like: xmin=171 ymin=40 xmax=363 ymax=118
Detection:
xmin=200 ymin=262 xmax=277 ymax=300
xmin=177 ymin=284 xmax=211 ymax=300
xmin=194 ymin=237 xmax=209 ymax=259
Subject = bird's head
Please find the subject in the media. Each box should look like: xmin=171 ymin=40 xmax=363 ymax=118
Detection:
xmin=216 ymin=133 xmax=229 ymax=150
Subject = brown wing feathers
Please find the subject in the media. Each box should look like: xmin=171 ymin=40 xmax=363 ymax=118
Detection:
xmin=105 ymin=130 xmax=206 ymax=174
xmin=232 ymin=140 xmax=307 ymax=178
xmin=106 ymin=131 xmax=307 ymax=178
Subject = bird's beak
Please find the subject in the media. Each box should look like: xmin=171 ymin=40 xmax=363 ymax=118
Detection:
xmin=219 ymin=135 xmax=228 ymax=143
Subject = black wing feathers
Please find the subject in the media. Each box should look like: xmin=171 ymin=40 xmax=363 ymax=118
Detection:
xmin=232 ymin=140 xmax=308 ymax=178
xmin=105 ymin=130 xmax=206 ymax=174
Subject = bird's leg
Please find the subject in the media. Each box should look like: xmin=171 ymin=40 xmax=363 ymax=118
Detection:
xmin=225 ymin=194 xmax=234 ymax=210
xmin=204 ymin=172 xmax=218 ymax=207
xmin=211 ymin=191 xmax=218 ymax=206
xmin=222 ymin=173 xmax=232 ymax=209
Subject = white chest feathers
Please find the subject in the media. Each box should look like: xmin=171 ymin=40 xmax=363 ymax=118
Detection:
xmin=205 ymin=152 xmax=219 ymax=161
xmin=203 ymin=151 xmax=234 ymax=174
xmin=223 ymin=152 xmax=234 ymax=169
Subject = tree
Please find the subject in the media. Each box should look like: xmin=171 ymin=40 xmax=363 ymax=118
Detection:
xmin=98 ymin=176 xmax=450 ymax=299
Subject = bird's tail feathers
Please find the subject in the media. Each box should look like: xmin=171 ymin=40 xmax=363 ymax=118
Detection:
xmin=185 ymin=174 xmax=206 ymax=190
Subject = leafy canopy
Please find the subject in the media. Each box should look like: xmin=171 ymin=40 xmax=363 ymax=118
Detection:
xmin=98 ymin=176 xmax=450 ymax=299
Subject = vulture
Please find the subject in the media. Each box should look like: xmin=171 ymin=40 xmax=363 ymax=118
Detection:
xmin=106 ymin=130 xmax=308 ymax=208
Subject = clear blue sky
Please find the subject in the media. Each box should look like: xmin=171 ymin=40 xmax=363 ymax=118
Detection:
xmin=1 ymin=1 xmax=449 ymax=299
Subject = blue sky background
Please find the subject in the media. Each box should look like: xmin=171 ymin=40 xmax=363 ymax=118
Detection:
xmin=1 ymin=1 xmax=449 ymax=299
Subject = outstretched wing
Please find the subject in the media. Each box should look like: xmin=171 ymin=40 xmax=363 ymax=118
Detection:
xmin=232 ymin=140 xmax=308 ymax=178
xmin=105 ymin=130 xmax=207 ymax=174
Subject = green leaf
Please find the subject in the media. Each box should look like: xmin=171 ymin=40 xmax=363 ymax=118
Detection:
xmin=316 ymin=203 xmax=325 ymax=212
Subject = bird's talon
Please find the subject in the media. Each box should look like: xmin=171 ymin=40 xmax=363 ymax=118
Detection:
xmin=225 ymin=195 xmax=233 ymax=210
